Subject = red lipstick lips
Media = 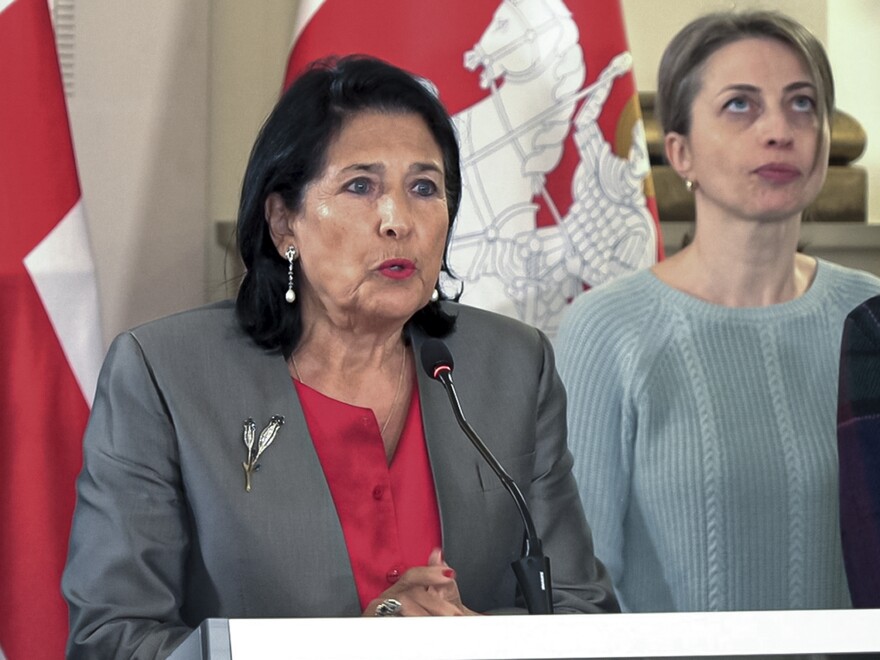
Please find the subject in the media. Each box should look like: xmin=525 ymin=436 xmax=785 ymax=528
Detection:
xmin=378 ymin=259 xmax=416 ymax=279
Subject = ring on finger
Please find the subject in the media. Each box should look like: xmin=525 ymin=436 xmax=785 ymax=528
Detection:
xmin=375 ymin=598 xmax=403 ymax=617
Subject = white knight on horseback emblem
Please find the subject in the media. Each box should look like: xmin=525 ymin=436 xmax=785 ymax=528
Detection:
xmin=449 ymin=0 xmax=658 ymax=334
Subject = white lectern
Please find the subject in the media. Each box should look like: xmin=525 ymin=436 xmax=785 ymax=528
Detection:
xmin=168 ymin=609 xmax=880 ymax=659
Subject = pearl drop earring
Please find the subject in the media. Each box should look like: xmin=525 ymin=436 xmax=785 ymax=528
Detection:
xmin=285 ymin=245 xmax=298 ymax=304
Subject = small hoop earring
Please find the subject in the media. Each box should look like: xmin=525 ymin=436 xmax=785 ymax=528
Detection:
xmin=684 ymin=179 xmax=695 ymax=193
xmin=285 ymin=245 xmax=298 ymax=304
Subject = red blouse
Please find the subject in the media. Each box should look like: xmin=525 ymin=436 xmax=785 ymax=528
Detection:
xmin=293 ymin=376 xmax=442 ymax=610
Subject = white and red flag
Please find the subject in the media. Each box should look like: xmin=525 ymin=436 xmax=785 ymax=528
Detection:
xmin=286 ymin=0 xmax=661 ymax=334
xmin=0 ymin=0 xmax=103 ymax=658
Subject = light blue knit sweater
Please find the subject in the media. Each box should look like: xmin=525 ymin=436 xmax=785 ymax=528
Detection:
xmin=556 ymin=259 xmax=880 ymax=612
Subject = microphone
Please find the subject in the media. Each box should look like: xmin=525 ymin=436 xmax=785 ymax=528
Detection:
xmin=420 ymin=338 xmax=553 ymax=614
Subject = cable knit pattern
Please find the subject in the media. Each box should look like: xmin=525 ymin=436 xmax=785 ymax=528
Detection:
xmin=672 ymin=307 xmax=726 ymax=611
xmin=760 ymin=324 xmax=806 ymax=607
xmin=556 ymin=259 xmax=880 ymax=612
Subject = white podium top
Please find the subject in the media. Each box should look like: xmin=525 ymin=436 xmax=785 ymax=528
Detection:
xmin=218 ymin=609 xmax=880 ymax=659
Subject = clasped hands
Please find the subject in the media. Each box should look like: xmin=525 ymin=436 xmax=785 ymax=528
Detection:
xmin=364 ymin=548 xmax=479 ymax=617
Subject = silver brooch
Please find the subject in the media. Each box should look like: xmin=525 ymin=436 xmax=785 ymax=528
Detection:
xmin=242 ymin=415 xmax=284 ymax=492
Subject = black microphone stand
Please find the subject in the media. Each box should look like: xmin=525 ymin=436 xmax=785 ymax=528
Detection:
xmin=421 ymin=340 xmax=553 ymax=614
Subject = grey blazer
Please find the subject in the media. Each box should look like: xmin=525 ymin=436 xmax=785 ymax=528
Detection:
xmin=63 ymin=301 xmax=617 ymax=659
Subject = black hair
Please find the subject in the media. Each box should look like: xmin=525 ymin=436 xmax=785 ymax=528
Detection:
xmin=235 ymin=55 xmax=461 ymax=357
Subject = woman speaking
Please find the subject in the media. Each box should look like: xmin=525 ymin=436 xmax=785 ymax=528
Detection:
xmin=63 ymin=56 xmax=617 ymax=658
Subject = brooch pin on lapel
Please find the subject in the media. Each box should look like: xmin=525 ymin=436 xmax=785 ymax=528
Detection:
xmin=242 ymin=415 xmax=284 ymax=492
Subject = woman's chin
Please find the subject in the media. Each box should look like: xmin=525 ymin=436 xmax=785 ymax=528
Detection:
xmin=355 ymin=293 xmax=433 ymax=326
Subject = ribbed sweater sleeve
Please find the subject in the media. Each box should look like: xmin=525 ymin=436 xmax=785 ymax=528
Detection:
xmin=556 ymin=260 xmax=880 ymax=612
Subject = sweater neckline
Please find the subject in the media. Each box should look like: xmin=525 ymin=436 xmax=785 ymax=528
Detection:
xmin=640 ymin=258 xmax=832 ymax=320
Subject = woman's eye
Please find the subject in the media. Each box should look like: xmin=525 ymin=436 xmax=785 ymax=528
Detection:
xmin=792 ymin=95 xmax=816 ymax=113
xmin=345 ymin=178 xmax=373 ymax=195
xmin=724 ymin=97 xmax=750 ymax=113
xmin=413 ymin=179 xmax=439 ymax=197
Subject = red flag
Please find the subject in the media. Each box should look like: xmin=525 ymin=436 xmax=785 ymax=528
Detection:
xmin=0 ymin=1 xmax=103 ymax=658
xmin=285 ymin=0 xmax=662 ymax=334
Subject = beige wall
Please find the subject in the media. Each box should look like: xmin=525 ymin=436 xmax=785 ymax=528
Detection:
xmin=623 ymin=0 xmax=827 ymax=90
xmin=207 ymin=1 xmax=299 ymax=307
xmin=69 ymin=0 xmax=211 ymax=346
xmin=68 ymin=1 xmax=879 ymax=346
xmin=827 ymin=0 xmax=880 ymax=233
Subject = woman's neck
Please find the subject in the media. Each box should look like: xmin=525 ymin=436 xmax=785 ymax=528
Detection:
xmin=653 ymin=212 xmax=816 ymax=307
xmin=291 ymin=319 xmax=413 ymax=461
xmin=293 ymin=320 xmax=407 ymax=394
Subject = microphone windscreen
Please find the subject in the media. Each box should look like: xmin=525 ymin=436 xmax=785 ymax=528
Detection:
xmin=420 ymin=338 xmax=454 ymax=378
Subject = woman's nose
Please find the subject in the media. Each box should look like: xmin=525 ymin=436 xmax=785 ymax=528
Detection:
xmin=760 ymin=107 xmax=795 ymax=148
xmin=378 ymin=193 xmax=413 ymax=238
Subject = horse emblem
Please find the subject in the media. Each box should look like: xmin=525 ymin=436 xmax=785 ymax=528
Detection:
xmin=449 ymin=0 xmax=658 ymax=334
